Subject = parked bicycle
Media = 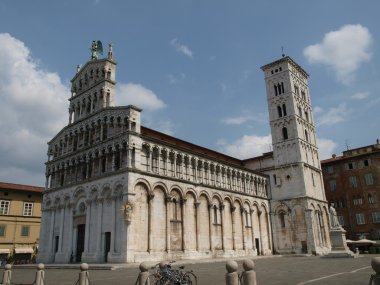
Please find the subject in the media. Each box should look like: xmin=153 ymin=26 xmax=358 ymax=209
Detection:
xmin=137 ymin=260 xmax=197 ymax=285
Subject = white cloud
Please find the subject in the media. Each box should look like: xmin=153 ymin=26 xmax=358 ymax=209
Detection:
xmin=315 ymin=103 xmax=348 ymax=126
xmin=217 ymin=134 xmax=272 ymax=159
xmin=116 ymin=83 xmax=166 ymax=111
xmin=221 ymin=114 xmax=267 ymax=125
xmin=0 ymin=33 xmax=69 ymax=186
xmin=167 ymin=73 xmax=186 ymax=85
xmin=317 ymin=138 xmax=337 ymax=160
xmin=351 ymin=91 xmax=369 ymax=100
xmin=303 ymin=24 xmax=373 ymax=84
xmin=170 ymin=38 xmax=193 ymax=59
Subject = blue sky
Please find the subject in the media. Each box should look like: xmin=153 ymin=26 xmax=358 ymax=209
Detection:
xmin=0 ymin=0 xmax=379 ymax=186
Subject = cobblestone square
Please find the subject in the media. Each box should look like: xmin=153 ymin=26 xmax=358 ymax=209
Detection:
xmin=6 ymin=255 xmax=378 ymax=285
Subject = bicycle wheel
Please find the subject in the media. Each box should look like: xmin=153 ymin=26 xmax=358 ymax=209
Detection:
xmin=183 ymin=272 xmax=197 ymax=285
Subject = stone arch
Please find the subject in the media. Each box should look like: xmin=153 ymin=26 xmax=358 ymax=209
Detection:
xmin=134 ymin=178 xmax=151 ymax=192
xmin=170 ymin=185 xmax=184 ymax=199
xmin=197 ymin=190 xmax=211 ymax=203
xmin=73 ymin=187 xmax=86 ymax=201
xmin=152 ymin=182 xmax=169 ymax=197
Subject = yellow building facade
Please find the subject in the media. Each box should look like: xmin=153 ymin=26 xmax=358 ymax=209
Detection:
xmin=0 ymin=182 xmax=43 ymax=264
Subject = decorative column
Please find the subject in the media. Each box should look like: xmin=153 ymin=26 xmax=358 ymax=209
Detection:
xmin=148 ymin=193 xmax=154 ymax=252
xmin=242 ymin=209 xmax=246 ymax=250
xmin=96 ymin=199 xmax=104 ymax=258
xmin=58 ymin=206 xmax=65 ymax=252
xmin=111 ymin=148 xmax=116 ymax=171
xmin=208 ymin=203 xmax=214 ymax=251
xmin=231 ymin=206 xmax=236 ymax=251
xmin=48 ymin=208 xmax=56 ymax=257
xmin=84 ymin=200 xmax=92 ymax=254
xmin=258 ymin=211 xmax=263 ymax=255
xmin=250 ymin=209 xmax=256 ymax=251
xmin=166 ymin=197 xmax=172 ymax=253
xmin=110 ymin=198 xmax=116 ymax=253
xmin=194 ymin=202 xmax=200 ymax=252
xmin=181 ymin=198 xmax=187 ymax=251
xmin=67 ymin=204 xmax=74 ymax=259
xmin=220 ymin=203 xmax=226 ymax=251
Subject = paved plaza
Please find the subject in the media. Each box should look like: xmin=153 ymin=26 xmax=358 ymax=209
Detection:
xmin=7 ymin=254 xmax=379 ymax=285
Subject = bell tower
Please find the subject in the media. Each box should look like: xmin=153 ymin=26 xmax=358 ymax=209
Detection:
xmin=68 ymin=42 xmax=117 ymax=125
xmin=260 ymin=56 xmax=330 ymax=255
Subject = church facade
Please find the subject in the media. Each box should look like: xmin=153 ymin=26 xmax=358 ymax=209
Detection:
xmin=37 ymin=43 xmax=331 ymax=264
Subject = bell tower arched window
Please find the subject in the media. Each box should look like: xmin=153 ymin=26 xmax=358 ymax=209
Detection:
xmin=282 ymin=127 xmax=288 ymax=140
xmin=282 ymin=104 xmax=287 ymax=116
xmin=277 ymin=106 xmax=282 ymax=117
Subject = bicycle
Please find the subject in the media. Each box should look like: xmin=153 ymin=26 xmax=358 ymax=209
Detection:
xmin=146 ymin=260 xmax=197 ymax=285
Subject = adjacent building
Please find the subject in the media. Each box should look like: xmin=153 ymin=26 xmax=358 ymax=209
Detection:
xmin=37 ymin=43 xmax=331 ymax=264
xmin=0 ymin=182 xmax=43 ymax=263
xmin=322 ymin=140 xmax=380 ymax=240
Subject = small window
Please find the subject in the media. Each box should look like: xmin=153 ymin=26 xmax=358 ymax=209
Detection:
xmin=373 ymin=212 xmax=380 ymax=223
xmin=364 ymin=159 xmax=370 ymax=167
xmin=279 ymin=212 xmax=286 ymax=228
xmin=277 ymin=106 xmax=282 ymax=117
xmin=365 ymin=173 xmax=374 ymax=185
xmin=348 ymin=162 xmax=354 ymax=170
xmin=21 ymin=225 xmax=30 ymax=237
xmin=368 ymin=194 xmax=375 ymax=204
xmin=305 ymin=130 xmax=309 ymax=142
xmin=349 ymin=176 xmax=358 ymax=188
xmin=356 ymin=213 xmax=365 ymax=225
xmin=327 ymin=166 xmax=334 ymax=174
xmin=0 ymin=225 xmax=6 ymax=237
xmin=0 ymin=201 xmax=10 ymax=215
xmin=282 ymin=127 xmax=288 ymax=140
xmin=294 ymin=85 xmax=299 ymax=95
xmin=329 ymin=180 xmax=337 ymax=191
xmin=23 ymin=202 xmax=33 ymax=216
xmin=282 ymin=104 xmax=287 ymax=116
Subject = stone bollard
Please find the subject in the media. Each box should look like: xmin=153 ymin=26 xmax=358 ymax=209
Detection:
xmin=1 ymin=264 xmax=12 ymax=284
xmin=225 ymin=260 xmax=239 ymax=285
xmin=242 ymin=259 xmax=257 ymax=285
xmin=137 ymin=262 xmax=150 ymax=285
xmin=79 ymin=263 xmax=90 ymax=285
xmin=34 ymin=263 xmax=45 ymax=285
xmin=371 ymin=257 xmax=380 ymax=285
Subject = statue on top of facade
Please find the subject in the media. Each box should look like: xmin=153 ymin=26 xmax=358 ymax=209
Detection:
xmin=91 ymin=40 xmax=103 ymax=60
xmin=329 ymin=204 xmax=341 ymax=229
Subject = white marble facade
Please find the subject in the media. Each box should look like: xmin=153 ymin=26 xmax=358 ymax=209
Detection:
xmin=37 ymin=46 xmax=331 ymax=264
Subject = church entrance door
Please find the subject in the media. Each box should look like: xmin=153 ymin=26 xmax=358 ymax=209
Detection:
xmin=76 ymin=224 xmax=85 ymax=262
xmin=104 ymin=232 xmax=111 ymax=262
xmin=255 ymin=238 xmax=260 ymax=255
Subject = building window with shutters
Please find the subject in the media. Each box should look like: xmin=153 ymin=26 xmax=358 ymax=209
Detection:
xmin=372 ymin=212 xmax=380 ymax=224
xmin=349 ymin=176 xmax=358 ymax=188
xmin=356 ymin=213 xmax=365 ymax=225
xmin=0 ymin=201 xmax=10 ymax=215
xmin=365 ymin=173 xmax=374 ymax=185
xmin=23 ymin=202 xmax=33 ymax=216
